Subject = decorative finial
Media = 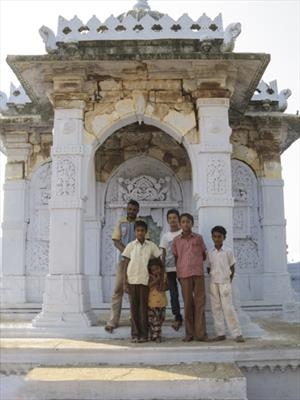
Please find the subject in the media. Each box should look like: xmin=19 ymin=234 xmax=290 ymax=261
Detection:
xmin=133 ymin=0 xmax=151 ymax=11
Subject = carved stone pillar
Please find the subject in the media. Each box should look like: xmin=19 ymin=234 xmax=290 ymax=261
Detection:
xmin=33 ymin=91 xmax=97 ymax=327
xmin=193 ymin=97 xmax=262 ymax=335
xmin=259 ymin=178 xmax=294 ymax=303
xmin=0 ymin=133 xmax=31 ymax=305
xmin=194 ymin=98 xmax=234 ymax=246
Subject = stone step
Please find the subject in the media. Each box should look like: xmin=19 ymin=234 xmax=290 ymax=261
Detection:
xmin=1 ymin=363 xmax=247 ymax=400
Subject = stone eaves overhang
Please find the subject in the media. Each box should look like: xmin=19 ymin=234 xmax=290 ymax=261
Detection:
xmin=7 ymin=39 xmax=270 ymax=116
xmin=243 ymin=112 xmax=300 ymax=154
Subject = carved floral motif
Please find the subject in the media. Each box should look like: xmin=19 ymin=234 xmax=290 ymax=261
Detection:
xmin=232 ymin=160 xmax=262 ymax=272
xmin=26 ymin=162 xmax=52 ymax=281
xmin=56 ymin=159 xmax=76 ymax=196
xmin=118 ymin=175 xmax=171 ymax=202
xmin=234 ymin=240 xmax=259 ymax=270
xmin=207 ymin=159 xmax=226 ymax=194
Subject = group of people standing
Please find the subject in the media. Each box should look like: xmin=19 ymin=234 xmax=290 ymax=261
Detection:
xmin=104 ymin=200 xmax=244 ymax=344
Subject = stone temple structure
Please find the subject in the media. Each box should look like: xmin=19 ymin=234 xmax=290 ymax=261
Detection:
xmin=0 ymin=0 xmax=299 ymax=328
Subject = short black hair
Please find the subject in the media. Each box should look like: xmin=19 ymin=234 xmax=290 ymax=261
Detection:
xmin=167 ymin=209 xmax=180 ymax=219
xmin=134 ymin=220 xmax=148 ymax=231
xmin=128 ymin=199 xmax=139 ymax=208
xmin=180 ymin=213 xmax=194 ymax=225
xmin=148 ymin=257 xmax=164 ymax=271
xmin=211 ymin=225 xmax=227 ymax=237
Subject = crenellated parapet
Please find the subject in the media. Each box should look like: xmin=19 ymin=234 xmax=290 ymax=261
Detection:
xmin=250 ymin=80 xmax=292 ymax=112
xmin=0 ymin=84 xmax=32 ymax=114
xmin=39 ymin=0 xmax=241 ymax=54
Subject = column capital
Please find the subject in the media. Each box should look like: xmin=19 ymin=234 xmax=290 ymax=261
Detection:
xmin=196 ymin=97 xmax=230 ymax=109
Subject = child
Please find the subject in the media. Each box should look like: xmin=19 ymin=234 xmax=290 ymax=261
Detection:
xmin=206 ymin=225 xmax=245 ymax=343
xmin=148 ymin=258 xmax=168 ymax=343
xmin=172 ymin=213 xmax=208 ymax=342
xmin=159 ymin=209 xmax=183 ymax=331
xmin=122 ymin=220 xmax=161 ymax=343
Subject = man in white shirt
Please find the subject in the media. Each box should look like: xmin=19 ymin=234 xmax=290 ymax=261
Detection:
xmin=207 ymin=225 xmax=245 ymax=343
xmin=159 ymin=209 xmax=183 ymax=330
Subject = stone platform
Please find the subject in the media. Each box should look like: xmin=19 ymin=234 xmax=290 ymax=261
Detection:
xmin=0 ymin=317 xmax=299 ymax=400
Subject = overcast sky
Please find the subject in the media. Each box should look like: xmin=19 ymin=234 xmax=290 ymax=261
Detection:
xmin=0 ymin=0 xmax=299 ymax=261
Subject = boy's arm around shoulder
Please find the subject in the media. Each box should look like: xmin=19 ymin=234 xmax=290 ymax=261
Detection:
xmin=206 ymin=250 xmax=211 ymax=275
xmin=199 ymin=234 xmax=207 ymax=261
xmin=230 ymin=264 xmax=235 ymax=282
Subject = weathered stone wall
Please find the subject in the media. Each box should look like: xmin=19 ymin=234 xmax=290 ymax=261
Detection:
xmin=94 ymin=123 xmax=191 ymax=182
xmin=84 ymin=78 xmax=198 ymax=146
xmin=231 ymin=117 xmax=285 ymax=179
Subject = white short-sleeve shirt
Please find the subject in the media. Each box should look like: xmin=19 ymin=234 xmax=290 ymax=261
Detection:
xmin=159 ymin=229 xmax=182 ymax=272
xmin=122 ymin=239 xmax=162 ymax=285
xmin=207 ymin=246 xmax=236 ymax=284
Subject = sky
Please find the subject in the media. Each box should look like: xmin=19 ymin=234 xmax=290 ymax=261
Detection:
xmin=0 ymin=0 xmax=299 ymax=261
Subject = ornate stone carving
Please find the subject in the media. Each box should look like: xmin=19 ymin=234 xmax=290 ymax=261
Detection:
xmin=56 ymin=159 xmax=76 ymax=196
xmin=26 ymin=241 xmax=49 ymax=275
xmin=40 ymin=4 xmax=240 ymax=52
xmin=26 ymin=162 xmax=52 ymax=282
xmin=39 ymin=25 xmax=58 ymax=54
xmin=232 ymin=160 xmax=262 ymax=273
xmin=234 ymin=239 xmax=259 ymax=270
xmin=207 ymin=159 xmax=226 ymax=194
xmin=118 ymin=175 xmax=171 ymax=202
xmin=34 ymin=162 xmax=52 ymax=206
xmin=221 ymin=22 xmax=242 ymax=52
xmin=251 ymin=80 xmax=292 ymax=112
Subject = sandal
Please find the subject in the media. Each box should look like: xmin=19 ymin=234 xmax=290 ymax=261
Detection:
xmin=138 ymin=338 xmax=148 ymax=343
xmin=104 ymin=325 xmax=114 ymax=333
xmin=172 ymin=320 xmax=182 ymax=331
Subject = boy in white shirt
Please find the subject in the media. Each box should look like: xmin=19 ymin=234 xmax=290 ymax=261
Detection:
xmin=123 ymin=220 xmax=161 ymax=343
xmin=159 ymin=209 xmax=183 ymax=330
xmin=207 ymin=226 xmax=245 ymax=343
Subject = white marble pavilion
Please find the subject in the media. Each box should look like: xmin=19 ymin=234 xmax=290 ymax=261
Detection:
xmin=0 ymin=0 xmax=299 ymax=328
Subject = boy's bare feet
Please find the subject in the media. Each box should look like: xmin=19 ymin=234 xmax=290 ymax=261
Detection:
xmin=104 ymin=324 xmax=114 ymax=333
xmin=131 ymin=337 xmax=138 ymax=343
xmin=182 ymin=336 xmax=193 ymax=342
xmin=138 ymin=337 xmax=148 ymax=343
xmin=212 ymin=335 xmax=226 ymax=341
xmin=235 ymin=335 xmax=245 ymax=343
xmin=172 ymin=320 xmax=182 ymax=331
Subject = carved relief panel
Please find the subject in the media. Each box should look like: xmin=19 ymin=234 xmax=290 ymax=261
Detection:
xmin=232 ymin=159 xmax=262 ymax=299
xmin=25 ymin=162 xmax=52 ymax=302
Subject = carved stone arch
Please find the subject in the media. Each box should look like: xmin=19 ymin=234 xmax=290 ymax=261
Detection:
xmin=25 ymin=160 xmax=52 ymax=302
xmin=83 ymin=115 xmax=195 ymax=216
xmin=231 ymin=159 xmax=263 ymax=300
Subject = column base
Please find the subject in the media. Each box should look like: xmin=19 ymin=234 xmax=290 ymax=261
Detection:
xmin=283 ymin=301 xmax=300 ymax=322
xmin=0 ymin=275 xmax=26 ymax=306
xmin=263 ymin=272 xmax=294 ymax=303
xmin=32 ymin=274 xmax=98 ymax=327
xmin=32 ymin=309 xmax=98 ymax=327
